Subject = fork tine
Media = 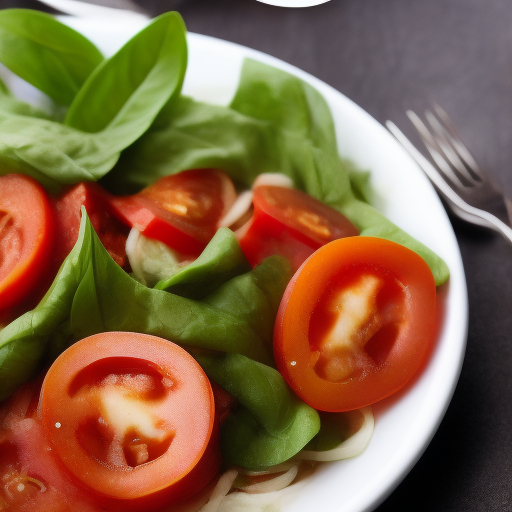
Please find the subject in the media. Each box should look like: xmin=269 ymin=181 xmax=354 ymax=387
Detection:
xmin=432 ymin=104 xmax=483 ymax=179
xmin=424 ymin=110 xmax=477 ymax=185
xmin=406 ymin=110 xmax=467 ymax=189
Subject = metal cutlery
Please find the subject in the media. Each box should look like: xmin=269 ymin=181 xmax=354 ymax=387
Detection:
xmin=387 ymin=106 xmax=512 ymax=244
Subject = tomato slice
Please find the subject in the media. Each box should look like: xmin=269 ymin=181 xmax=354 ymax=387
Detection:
xmin=39 ymin=332 xmax=221 ymax=511
xmin=53 ymin=182 xmax=129 ymax=269
xmin=109 ymin=169 xmax=236 ymax=258
xmin=274 ymin=237 xmax=437 ymax=412
xmin=238 ymin=185 xmax=359 ymax=270
xmin=0 ymin=174 xmax=54 ymax=312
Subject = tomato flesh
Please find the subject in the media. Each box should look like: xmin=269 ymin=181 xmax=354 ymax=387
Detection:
xmin=238 ymin=185 xmax=359 ymax=270
xmin=109 ymin=169 xmax=236 ymax=257
xmin=53 ymin=182 xmax=129 ymax=269
xmin=39 ymin=332 xmax=221 ymax=511
xmin=274 ymin=237 xmax=437 ymax=412
xmin=0 ymin=174 xmax=54 ymax=312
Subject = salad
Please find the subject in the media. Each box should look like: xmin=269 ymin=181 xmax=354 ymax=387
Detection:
xmin=0 ymin=9 xmax=450 ymax=512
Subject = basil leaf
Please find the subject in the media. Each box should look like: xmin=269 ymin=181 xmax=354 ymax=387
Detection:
xmin=65 ymin=11 xmax=187 ymax=154
xmin=198 ymin=353 xmax=320 ymax=469
xmin=0 ymin=9 xmax=103 ymax=106
xmin=155 ymin=227 xmax=252 ymax=299
xmin=0 ymin=211 xmax=291 ymax=400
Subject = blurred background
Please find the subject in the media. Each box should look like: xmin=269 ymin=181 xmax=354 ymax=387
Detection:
xmin=2 ymin=0 xmax=511 ymax=510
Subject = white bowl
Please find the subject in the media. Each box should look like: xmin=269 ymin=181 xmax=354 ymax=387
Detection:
xmin=54 ymin=17 xmax=468 ymax=512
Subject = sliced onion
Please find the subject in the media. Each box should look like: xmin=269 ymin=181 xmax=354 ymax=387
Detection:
xmin=198 ymin=468 xmax=238 ymax=512
xmin=252 ymin=173 xmax=294 ymax=189
xmin=125 ymin=228 xmax=143 ymax=280
xmin=242 ymin=460 xmax=296 ymax=477
xmin=125 ymin=228 xmax=183 ymax=287
xmin=239 ymin=464 xmax=298 ymax=494
xmin=216 ymin=478 xmax=308 ymax=512
xmin=297 ymin=407 xmax=374 ymax=462
xmin=218 ymin=190 xmax=253 ymax=229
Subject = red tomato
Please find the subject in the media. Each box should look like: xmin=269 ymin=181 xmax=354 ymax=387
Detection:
xmin=274 ymin=237 xmax=437 ymax=412
xmin=0 ymin=174 xmax=54 ymax=312
xmin=53 ymin=182 xmax=129 ymax=269
xmin=109 ymin=169 xmax=236 ymax=258
xmin=210 ymin=381 xmax=237 ymax=425
xmin=238 ymin=185 xmax=359 ymax=270
xmin=38 ymin=332 xmax=220 ymax=511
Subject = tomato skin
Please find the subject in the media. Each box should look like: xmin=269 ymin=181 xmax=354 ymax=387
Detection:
xmin=238 ymin=185 xmax=359 ymax=270
xmin=53 ymin=182 xmax=129 ymax=269
xmin=274 ymin=237 xmax=437 ymax=412
xmin=0 ymin=174 xmax=54 ymax=312
xmin=39 ymin=332 xmax=221 ymax=511
xmin=109 ymin=169 xmax=236 ymax=258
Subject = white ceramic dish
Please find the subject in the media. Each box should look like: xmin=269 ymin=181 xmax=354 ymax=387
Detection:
xmin=46 ymin=16 xmax=468 ymax=512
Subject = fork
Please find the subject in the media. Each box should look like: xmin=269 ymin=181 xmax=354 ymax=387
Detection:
xmin=386 ymin=106 xmax=512 ymax=244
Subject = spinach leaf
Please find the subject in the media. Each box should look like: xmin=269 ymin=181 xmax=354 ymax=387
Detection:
xmin=0 ymin=213 xmax=94 ymax=400
xmin=0 ymin=12 xmax=188 ymax=192
xmin=304 ymin=410 xmax=361 ymax=452
xmin=110 ymin=59 xmax=449 ymax=284
xmin=68 ymin=238 xmax=285 ymax=366
xmin=203 ymin=256 xmax=291 ymax=353
xmin=65 ymin=11 xmax=187 ymax=154
xmin=0 ymin=93 xmax=57 ymax=121
xmin=0 ymin=115 xmax=119 ymax=192
xmin=104 ymin=95 xmax=279 ymax=193
xmin=0 ymin=9 xmax=103 ymax=106
xmin=0 ymin=75 xmax=8 ymax=95
xmin=155 ymin=227 xmax=252 ymax=299
xmin=0 ymin=211 xmax=290 ymax=400
xmin=198 ymin=353 xmax=320 ymax=469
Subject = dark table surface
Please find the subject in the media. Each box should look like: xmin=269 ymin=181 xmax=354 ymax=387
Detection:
xmin=2 ymin=0 xmax=512 ymax=510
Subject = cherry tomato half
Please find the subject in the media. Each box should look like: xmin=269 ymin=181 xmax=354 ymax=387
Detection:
xmin=274 ymin=237 xmax=437 ymax=412
xmin=110 ymin=169 xmax=236 ymax=258
xmin=238 ymin=185 xmax=359 ymax=271
xmin=53 ymin=182 xmax=129 ymax=269
xmin=39 ymin=332 xmax=221 ymax=511
xmin=0 ymin=174 xmax=54 ymax=312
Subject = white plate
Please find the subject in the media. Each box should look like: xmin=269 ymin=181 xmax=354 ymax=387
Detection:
xmin=52 ymin=17 xmax=468 ymax=512
xmin=256 ymin=0 xmax=331 ymax=8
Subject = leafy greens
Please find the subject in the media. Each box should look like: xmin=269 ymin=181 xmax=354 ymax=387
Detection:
xmin=0 ymin=10 xmax=450 ymax=470
xmin=0 ymin=11 xmax=187 ymax=192
xmin=0 ymin=9 xmax=104 ymax=106
xmin=108 ymin=59 xmax=449 ymax=285
xmin=0 ymin=212 xmax=322 ymax=469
